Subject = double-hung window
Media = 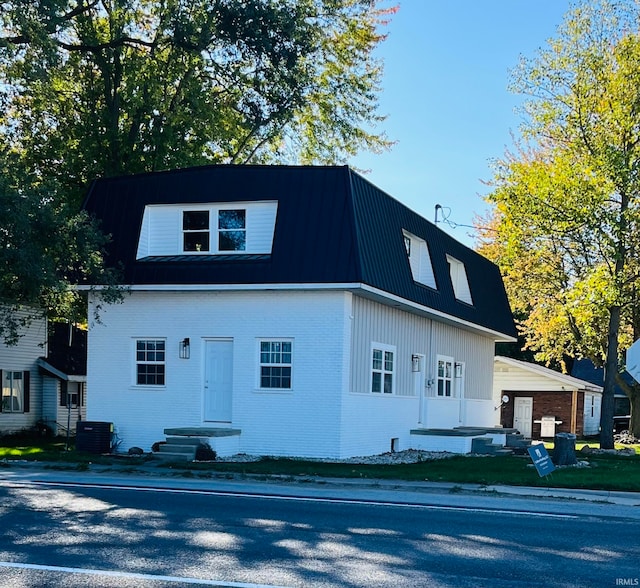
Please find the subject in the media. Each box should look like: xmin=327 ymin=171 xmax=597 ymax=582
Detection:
xmin=218 ymin=209 xmax=246 ymax=251
xmin=371 ymin=344 xmax=395 ymax=394
xmin=260 ymin=341 xmax=292 ymax=389
xmin=136 ymin=339 xmax=166 ymax=386
xmin=1 ymin=371 xmax=26 ymax=412
xmin=182 ymin=208 xmax=247 ymax=253
xmin=183 ymin=210 xmax=210 ymax=252
xmin=437 ymin=355 xmax=454 ymax=397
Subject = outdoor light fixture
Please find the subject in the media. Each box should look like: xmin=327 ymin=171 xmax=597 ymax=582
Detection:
xmin=179 ymin=337 xmax=190 ymax=359
xmin=454 ymin=362 xmax=463 ymax=378
xmin=411 ymin=354 xmax=421 ymax=372
xmin=495 ymin=394 xmax=510 ymax=411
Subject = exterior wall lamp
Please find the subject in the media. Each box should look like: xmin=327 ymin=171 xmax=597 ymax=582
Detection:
xmin=411 ymin=354 xmax=421 ymax=372
xmin=179 ymin=337 xmax=190 ymax=359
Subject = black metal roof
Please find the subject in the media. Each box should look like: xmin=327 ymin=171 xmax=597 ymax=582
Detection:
xmin=82 ymin=164 xmax=516 ymax=339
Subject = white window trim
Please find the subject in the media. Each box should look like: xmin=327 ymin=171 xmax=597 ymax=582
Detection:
xmin=257 ymin=339 xmax=293 ymax=391
xmin=181 ymin=206 xmax=248 ymax=255
xmin=133 ymin=338 xmax=167 ymax=388
xmin=182 ymin=209 xmax=211 ymax=253
xmin=371 ymin=342 xmax=396 ymax=395
xmin=436 ymin=355 xmax=454 ymax=398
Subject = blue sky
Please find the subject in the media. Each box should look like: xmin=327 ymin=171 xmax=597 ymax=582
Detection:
xmin=350 ymin=1 xmax=571 ymax=247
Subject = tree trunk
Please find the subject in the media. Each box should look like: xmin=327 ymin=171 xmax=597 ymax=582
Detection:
xmin=629 ymin=389 xmax=640 ymax=438
xmin=600 ymin=306 xmax=620 ymax=449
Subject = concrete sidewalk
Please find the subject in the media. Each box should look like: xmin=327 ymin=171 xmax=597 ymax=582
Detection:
xmin=2 ymin=459 xmax=640 ymax=508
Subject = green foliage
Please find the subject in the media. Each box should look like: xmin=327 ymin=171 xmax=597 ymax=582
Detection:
xmin=0 ymin=1 xmax=393 ymax=337
xmin=0 ymin=164 xmax=124 ymax=344
xmin=479 ymin=0 xmax=640 ymax=445
xmin=0 ymin=0 xmax=394 ymax=206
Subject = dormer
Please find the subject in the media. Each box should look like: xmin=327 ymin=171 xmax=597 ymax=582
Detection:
xmin=402 ymin=230 xmax=437 ymax=289
xmin=446 ymin=254 xmax=473 ymax=305
xmin=136 ymin=201 xmax=278 ymax=259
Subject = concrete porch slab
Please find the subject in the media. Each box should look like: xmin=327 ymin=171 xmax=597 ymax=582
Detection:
xmin=410 ymin=428 xmax=487 ymax=437
xmin=164 ymin=427 xmax=241 ymax=438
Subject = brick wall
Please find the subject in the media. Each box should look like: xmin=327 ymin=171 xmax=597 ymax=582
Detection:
xmin=501 ymin=391 xmax=586 ymax=438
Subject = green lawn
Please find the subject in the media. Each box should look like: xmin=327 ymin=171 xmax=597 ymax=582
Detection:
xmin=1 ymin=434 xmax=639 ymax=492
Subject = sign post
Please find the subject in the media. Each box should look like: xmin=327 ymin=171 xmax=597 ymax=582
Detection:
xmin=527 ymin=444 xmax=556 ymax=477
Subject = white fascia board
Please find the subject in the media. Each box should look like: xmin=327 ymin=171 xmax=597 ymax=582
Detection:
xmin=78 ymin=282 xmax=362 ymax=292
xmin=79 ymin=281 xmax=517 ymax=342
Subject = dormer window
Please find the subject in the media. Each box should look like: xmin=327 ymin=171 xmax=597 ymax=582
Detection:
xmin=136 ymin=201 xmax=278 ymax=259
xmin=183 ymin=210 xmax=210 ymax=252
xmin=447 ymin=254 xmax=473 ymax=305
xmin=218 ymin=209 xmax=246 ymax=251
xmin=402 ymin=230 xmax=436 ymax=289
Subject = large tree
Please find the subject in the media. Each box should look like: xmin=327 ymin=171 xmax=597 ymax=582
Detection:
xmin=0 ymin=0 xmax=393 ymax=337
xmin=479 ymin=0 xmax=640 ymax=446
xmin=0 ymin=0 xmax=393 ymax=206
xmin=0 ymin=159 xmax=122 ymax=345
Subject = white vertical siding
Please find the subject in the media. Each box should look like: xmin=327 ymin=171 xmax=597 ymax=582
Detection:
xmin=349 ymin=297 xmax=494 ymax=401
xmin=430 ymin=320 xmax=495 ymax=401
xmin=341 ymin=295 xmax=498 ymax=455
xmin=350 ymin=296 xmax=425 ymax=397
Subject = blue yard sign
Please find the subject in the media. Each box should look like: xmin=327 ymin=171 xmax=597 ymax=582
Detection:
xmin=528 ymin=444 xmax=556 ymax=477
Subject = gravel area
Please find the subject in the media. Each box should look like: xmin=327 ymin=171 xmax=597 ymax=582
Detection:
xmin=220 ymin=449 xmax=455 ymax=464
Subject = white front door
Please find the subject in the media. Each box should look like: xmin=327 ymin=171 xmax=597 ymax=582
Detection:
xmin=514 ymin=396 xmax=533 ymax=438
xmin=204 ymin=340 xmax=233 ymax=422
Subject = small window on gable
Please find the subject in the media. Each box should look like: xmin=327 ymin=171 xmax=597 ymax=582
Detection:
xmin=402 ymin=230 xmax=436 ymax=289
xmin=446 ymin=254 xmax=473 ymax=305
xmin=183 ymin=210 xmax=210 ymax=252
xmin=218 ymin=209 xmax=246 ymax=251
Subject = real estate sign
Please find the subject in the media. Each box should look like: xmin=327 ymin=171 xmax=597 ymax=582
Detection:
xmin=527 ymin=444 xmax=556 ymax=477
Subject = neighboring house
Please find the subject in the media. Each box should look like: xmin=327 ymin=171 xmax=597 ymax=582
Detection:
xmin=81 ymin=165 xmax=517 ymax=458
xmin=571 ymin=358 xmax=631 ymax=432
xmin=0 ymin=309 xmax=44 ymax=433
xmin=1 ymin=312 xmax=87 ymax=436
xmin=37 ymin=323 xmax=87 ymax=435
xmin=494 ymin=356 xmax=602 ymax=439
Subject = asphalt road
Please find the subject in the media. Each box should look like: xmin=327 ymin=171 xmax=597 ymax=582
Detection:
xmin=0 ymin=469 xmax=639 ymax=587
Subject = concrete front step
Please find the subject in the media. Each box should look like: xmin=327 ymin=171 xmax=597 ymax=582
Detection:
xmin=153 ymin=436 xmax=201 ymax=462
xmin=471 ymin=436 xmax=513 ymax=456
xmin=152 ymin=451 xmax=196 ymax=462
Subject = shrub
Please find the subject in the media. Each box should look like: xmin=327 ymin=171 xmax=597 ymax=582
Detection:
xmin=195 ymin=442 xmax=217 ymax=461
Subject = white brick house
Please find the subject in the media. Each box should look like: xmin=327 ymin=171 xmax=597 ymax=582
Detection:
xmin=82 ymin=165 xmax=517 ymax=458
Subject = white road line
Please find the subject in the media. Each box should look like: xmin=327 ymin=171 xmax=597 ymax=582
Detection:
xmin=24 ymin=480 xmax=579 ymax=519
xmin=0 ymin=561 xmax=288 ymax=587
